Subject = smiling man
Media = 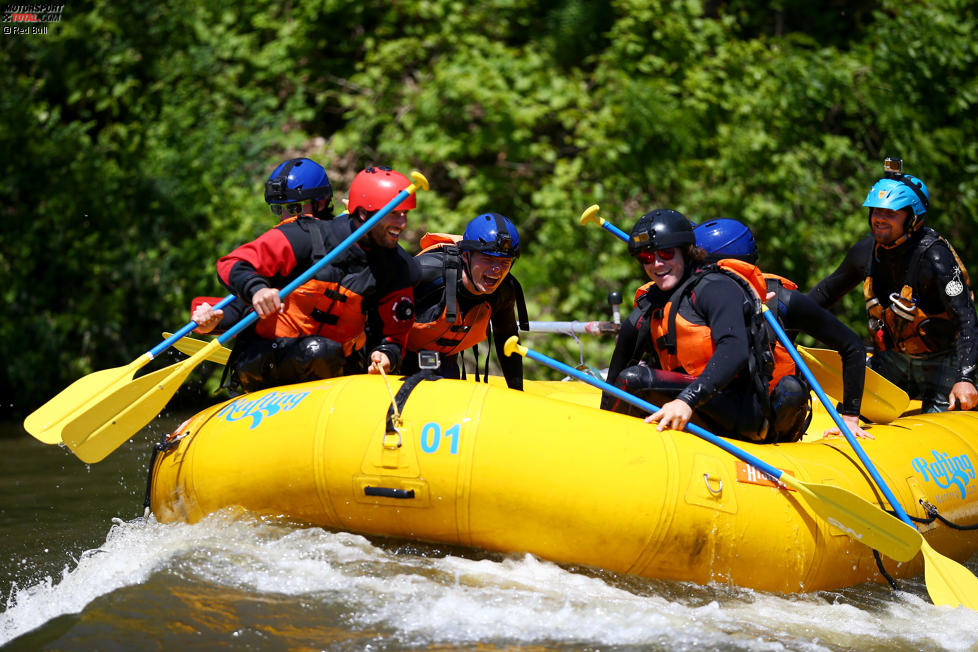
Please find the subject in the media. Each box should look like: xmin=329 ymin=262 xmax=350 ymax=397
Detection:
xmin=809 ymin=158 xmax=978 ymax=413
xmin=211 ymin=163 xmax=419 ymax=392
xmin=600 ymin=209 xmax=780 ymax=443
xmin=403 ymin=213 xmax=528 ymax=389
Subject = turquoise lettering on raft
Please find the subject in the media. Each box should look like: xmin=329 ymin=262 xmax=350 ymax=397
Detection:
xmin=912 ymin=450 xmax=975 ymax=500
xmin=216 ymin=390 xmax=311 ymax=429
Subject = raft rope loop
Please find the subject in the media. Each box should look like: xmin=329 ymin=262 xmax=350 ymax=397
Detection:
xmin=374 ymin=363 xmax=404 ymax=449
xmin=380 ymin=369 xmax=442 ymax=450
xmin=915 ymin=499 xmax=978 ymax=530
xmin=873 ymin=550 xmax=900 ymax=590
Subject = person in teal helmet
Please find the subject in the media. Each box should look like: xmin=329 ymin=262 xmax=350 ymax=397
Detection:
xmin=809 ymin=158 xmax=978 ymax=413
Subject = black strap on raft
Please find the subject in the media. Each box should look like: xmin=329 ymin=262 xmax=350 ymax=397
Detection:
xmin=871 ymin=498 xmax=978 ymax=593
xmin=873 ymin=549 xmax=900 ymax=591
xmin=385 ymin=371 xmax=441 ymax=440
xmin=913 ymin=499 xmax=978 ymax=530
xmin=142 ymin=432 xmax=183 ymax=515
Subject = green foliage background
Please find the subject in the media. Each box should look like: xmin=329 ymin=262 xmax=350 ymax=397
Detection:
xmin=3 ymin=0 xmax=977 ymax=417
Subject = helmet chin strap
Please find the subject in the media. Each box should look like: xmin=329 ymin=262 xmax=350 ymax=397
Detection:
xmin=460 ymin=251 xmax=476 ymax=292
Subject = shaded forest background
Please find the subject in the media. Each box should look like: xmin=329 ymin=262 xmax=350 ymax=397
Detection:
xmin=3 ymin=0 xmax=977 ymax=418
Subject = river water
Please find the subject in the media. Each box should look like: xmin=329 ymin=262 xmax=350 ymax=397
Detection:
xmin=3 ymin=412 xmax=978 ymax=651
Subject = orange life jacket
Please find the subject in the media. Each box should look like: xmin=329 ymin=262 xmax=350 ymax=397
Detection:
xmin=649 ymin=259 xmax=769 ymax=375
xmin=407 ymin=232 xmax=494 ymax=355
xmin=252 ymin=215 xmax=368 ymax=355
xmin=255 ymin=280 xmax=367 ymax=356
xmin=863 ymin=232 xmax=972 ymax=356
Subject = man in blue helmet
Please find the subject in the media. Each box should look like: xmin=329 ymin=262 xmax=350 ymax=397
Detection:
xmin=696 ymin=218 xmax=871 ymax=439
xmin=401 ymin=213 xmax=528 ymax=389
xmin=809 ymin=158 xmax=978 ymax=413
xmin=195 ymin=160 xmax=418 ymax=392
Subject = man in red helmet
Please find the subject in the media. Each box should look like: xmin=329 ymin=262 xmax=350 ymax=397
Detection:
xmin=196 ymin=163 xmax=419 ymax=392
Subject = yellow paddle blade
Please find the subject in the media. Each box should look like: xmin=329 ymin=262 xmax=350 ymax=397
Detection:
xmin=22 ymin=354 xmax=153 ymax=445
xmin=776 ymin=473 xmax=920 ymax=562
xmin=921 ymin=540 xmax=978 ymax=609
xmin=62 ymin=340 xmax=223 ymax=463
xmin=799 ymin=347 xmax=910 ymax=423
xmin=60 ymin=364 xmax=186 ymax=463
xmin=162 ymin=332 xmax=231 ymax=366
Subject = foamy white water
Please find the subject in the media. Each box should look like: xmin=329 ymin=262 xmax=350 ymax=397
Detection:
xmin=3 ymin=510 xmax=978 ymax=650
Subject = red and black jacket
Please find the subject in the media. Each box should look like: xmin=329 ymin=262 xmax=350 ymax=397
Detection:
xmin=217 ymin=214 xmax=418 ymax=369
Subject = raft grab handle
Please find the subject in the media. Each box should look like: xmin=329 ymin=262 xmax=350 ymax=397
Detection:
xmin=364 ymin=486 xmax=416 ymax=499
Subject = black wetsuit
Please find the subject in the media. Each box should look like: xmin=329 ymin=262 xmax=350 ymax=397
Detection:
xmin=809 ymin=228 xmax=978 ymax=411
xmin=402 ymin=249 xmax=523 ymax=390
xmin=602 ymin=268 xmax=770 ymax=442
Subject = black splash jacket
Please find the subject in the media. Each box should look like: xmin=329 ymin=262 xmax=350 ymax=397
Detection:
xmin=809 ymin=229 xmax=978 ymax=384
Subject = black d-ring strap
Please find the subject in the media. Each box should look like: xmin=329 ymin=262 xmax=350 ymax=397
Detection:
xmin=385 ymin=371 xmax=441 ymax=434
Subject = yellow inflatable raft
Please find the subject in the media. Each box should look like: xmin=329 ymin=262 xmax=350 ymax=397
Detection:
xmin=150 ymin=374 xmax=978 ymax=593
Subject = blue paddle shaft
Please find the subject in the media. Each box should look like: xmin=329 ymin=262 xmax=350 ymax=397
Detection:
xmin=761 ymin=307 xmax=913 ymax=525
xmin=216 ymin=195 xmax=414 ymax=345
xmin=603 ymin=221 xmax=629 ymax=243
xmin=521 ymin=347 xmax=788 ymax=482
xmin=148 ymin=294 xmax=236 ymax=359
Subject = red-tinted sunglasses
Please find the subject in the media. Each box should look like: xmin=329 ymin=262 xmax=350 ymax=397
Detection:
xmin=636 ymin=247 xmax=676 ymax=263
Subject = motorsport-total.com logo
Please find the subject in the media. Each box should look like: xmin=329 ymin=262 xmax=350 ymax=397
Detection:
xmin=2 ymin=3 xmax=63 ymax=35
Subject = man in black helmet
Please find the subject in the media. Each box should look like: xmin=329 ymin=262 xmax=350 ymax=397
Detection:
xmin=601 ymin=209 xmax=782 ymax=443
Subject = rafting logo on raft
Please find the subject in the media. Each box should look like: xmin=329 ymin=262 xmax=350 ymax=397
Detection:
xmin=912 ymin=450 xmax=975 ymax=499
xmin=216 ymin=390 xmax=311 ymax=429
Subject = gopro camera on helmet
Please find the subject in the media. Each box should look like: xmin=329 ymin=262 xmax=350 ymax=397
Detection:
xmin=883 ymin=157 xmax=903 ymax=177
xmin=266 ymin=178 xmax=287 ymax=202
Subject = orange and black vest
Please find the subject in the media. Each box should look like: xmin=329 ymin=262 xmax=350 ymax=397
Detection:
xmin=635 ymin=259 xmax=798 ymax=389
xmin=407 ymin=233 xmax=519 ymax=356
xmin=253 ymin=216 xmax=368 ymax=356
xmin=863 ymin=231 xmax=972 ymax=355
xmin=632 ymin=259 xmax=777 ymax=423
